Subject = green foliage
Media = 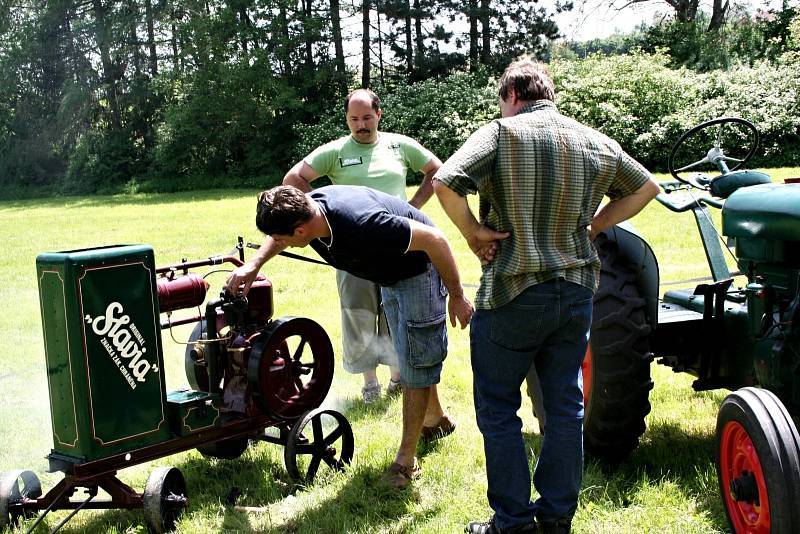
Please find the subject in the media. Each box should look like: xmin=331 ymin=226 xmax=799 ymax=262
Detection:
xmin=64 ymin=127 xmax=143 ymax=194
xmin=635 ymin=7 xmax=799 ymax=71
xmin=149 ymin=53 xmax=336 ymax=190
xmin=691 ymin=56 xmax=800 ymax=167
xmin=1 ymin=0 xmax=799 ymax=197
xmin=551 ymin=51 xmax=700 ymax=169
xmin=547 ymin=51 xmax=800 ymax=169
xmin=560 ymin=27 xmax=646 ymax=59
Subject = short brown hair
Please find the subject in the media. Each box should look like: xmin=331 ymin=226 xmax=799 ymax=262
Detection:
xmin=255 ymin=186 xmax=313 ymax=236
xmin=344 ymin=88 xmax=381 ymax=113
xmin=498 ymin=57 xmax=555 ymax=103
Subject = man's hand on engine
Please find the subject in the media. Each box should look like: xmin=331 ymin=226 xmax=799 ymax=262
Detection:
xmin=225 ymin=263 xmax=260 ymax=296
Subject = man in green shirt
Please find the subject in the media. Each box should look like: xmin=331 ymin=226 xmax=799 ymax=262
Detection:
xmin=434 ymin=58 xmax=659 ymax=534
xmin=283 ymin=89 xmax=444 ymax=406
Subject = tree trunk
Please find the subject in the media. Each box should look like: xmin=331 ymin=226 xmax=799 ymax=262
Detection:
xmin=707 ymin=0 xmax=728 ymax=31
xmin=329 ymin=0 xmax=347 ymax=93
xmin=302 ymin=0 xmax=312 ymax=71
xmin=91 ymin=0 xmax=122 ymax=129
xmin=361 ymin=0 xmax=370 ymax=87
xmin=413 ymin=0 xmax=423 ymax=70
xmin=239 ymin=5 xmax=250 ymax=54
xmin=404 ymin=0 xmax=413 ymax=73
xmin=171 ymin=4 xmax=180 ymax=74
xmin=668 ymin=0 xmax=699 ymax=23
xmin=376 ymin=2 xmax=384 ymax=85
xmin=127 ymin=1 xmax=142 ymax=78
xmin=145 ymin=0 xmax=158 ymax=75
xmin=480 ymin=0 xmax=490 ymax=65
xmin=277 ymin=1 xmax=292 ymax=76
xmin=469 ymin=0 xmax=478 ymax=71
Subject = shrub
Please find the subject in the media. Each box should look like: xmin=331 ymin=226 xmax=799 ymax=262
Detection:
xmin=551 ymin=51 xmax=702 ymax=169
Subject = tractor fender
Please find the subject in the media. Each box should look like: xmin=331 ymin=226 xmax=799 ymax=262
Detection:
xmin=600 ymin=222 xmax=660 ymax=331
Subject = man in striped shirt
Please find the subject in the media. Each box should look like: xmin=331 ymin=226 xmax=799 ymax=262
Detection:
xmin=434 ymin=57 xmax=659 ymax=534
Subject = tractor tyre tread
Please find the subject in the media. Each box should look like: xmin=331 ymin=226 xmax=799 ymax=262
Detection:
xmin=585 ymin=234 xmax=654 ymax=463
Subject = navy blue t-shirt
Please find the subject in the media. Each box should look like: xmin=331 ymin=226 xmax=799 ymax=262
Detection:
xmin=308 ymin=185 xmax=433 ymax=285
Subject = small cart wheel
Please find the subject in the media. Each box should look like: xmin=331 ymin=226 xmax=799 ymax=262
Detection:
xmin=284 ymin=408 xmax=354 ymax=483
xmin=716 ymin=387 xmax=800 ymax=534
xmin=143 ymin=466 xmax=188 ymax=534
xmin=0 ymin=469 xmax=41 ymax=528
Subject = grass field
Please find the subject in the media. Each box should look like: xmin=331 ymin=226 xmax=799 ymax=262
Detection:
xmin=1 ymin=167 xmax=799 ymax=533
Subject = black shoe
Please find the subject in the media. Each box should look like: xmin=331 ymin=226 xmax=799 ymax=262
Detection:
xmin=537 ymin=518 xmax=572 ymax=534
xmin=465 ymin=518 xmax=537 ymax=534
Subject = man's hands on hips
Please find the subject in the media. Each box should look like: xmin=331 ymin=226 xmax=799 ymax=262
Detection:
xmin=448 ymin=293 xmax=474 ymax=329
xmin=468 ymin=225 xmax=510 ymax=265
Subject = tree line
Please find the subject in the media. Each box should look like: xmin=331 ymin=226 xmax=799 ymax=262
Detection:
xmin=1 ymin=1 xmax=797 ymax=198
xmin=0 ymin=0 xmax=564 ymax=196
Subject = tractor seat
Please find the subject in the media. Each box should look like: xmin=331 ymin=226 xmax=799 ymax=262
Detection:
xmin=710 ymin=169 xmax=771 ymax=198
xmin=722 ymin=183 xmax=800 ymax=241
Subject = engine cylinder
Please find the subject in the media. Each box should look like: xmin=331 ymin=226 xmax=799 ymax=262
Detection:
xmin=157 ymin=273 xmax=208 ymax=312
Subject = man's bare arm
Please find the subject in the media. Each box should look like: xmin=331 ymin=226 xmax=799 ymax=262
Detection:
xmin=409 ymin=157 xmax=442 ymax=209
xmin=225 ymin=237 xmax=287 ymax=296
xmin=407 ymin=220 xmax=474 ymax=329
xmin=282 ymin=160 xmax=321 ymax=193
xmin=590 ymin=179 xmax=660 ymax=240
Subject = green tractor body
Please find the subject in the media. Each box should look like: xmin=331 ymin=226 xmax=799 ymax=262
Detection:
xmin=649 ymin=184 xmax=800 ymax=408
xmin=583 ymin=118 xmax=800 ymax=533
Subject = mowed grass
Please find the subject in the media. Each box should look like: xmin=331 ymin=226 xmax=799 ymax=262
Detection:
xmin=1 ymin=167 xmax=799 ymax=534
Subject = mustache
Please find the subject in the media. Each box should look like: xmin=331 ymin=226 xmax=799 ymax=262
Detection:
xmin=357 ymin=129 xmax=370 ymax=134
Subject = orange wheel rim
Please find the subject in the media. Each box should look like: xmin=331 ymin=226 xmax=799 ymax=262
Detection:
xmin=582 ymin=345 xmax=592 ymax=408
xmin=719 ymin=420 xmax=771 ymax=533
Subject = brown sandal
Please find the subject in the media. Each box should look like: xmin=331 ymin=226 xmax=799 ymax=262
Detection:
xmin=420 ymin=414 xmax=456 ymax=443
xmin=380 ymin=460 xmax=421 ymax=488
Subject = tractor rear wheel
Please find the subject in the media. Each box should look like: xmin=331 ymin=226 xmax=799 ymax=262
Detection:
xmin=716 ymin=387 xmax=800 ymax=534
xmin=583 ymin=233 xmax=654 ymax=463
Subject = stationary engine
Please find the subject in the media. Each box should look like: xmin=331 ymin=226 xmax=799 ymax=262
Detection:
xmin=156 ymin=270 xmax=334 ymax=422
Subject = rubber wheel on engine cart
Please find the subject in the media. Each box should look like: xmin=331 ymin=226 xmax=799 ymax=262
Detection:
xmin=0 ymin=469 xmax=41 ymax=528
xmin=716 ymin=387 xmax=800 ymax=534
xmin=583 ymin=233 xmax=654 ymax=463
xmin=284 ymin=408 xmax=354 ymax=483
xmin=143 ymin=466 xmax=187 ymax=534
xmin=248 ymin=317 xmax=335 ymax=420
xmin=184 ymin=321 xmax=210 ymax=391
xmin=196 ymin=414 xmax=250 ymax=460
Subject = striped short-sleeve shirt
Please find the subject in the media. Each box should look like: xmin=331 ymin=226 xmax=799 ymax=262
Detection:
xmin=434 ymin=100 xmax=653 ymax=309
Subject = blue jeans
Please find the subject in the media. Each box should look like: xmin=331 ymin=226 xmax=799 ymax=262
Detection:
xmin=381 ymin=264 xmax=448 ymax=388
xmin=471 ymin=278 xmax=592 ymax=528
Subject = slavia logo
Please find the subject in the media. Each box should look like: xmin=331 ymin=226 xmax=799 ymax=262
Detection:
xmin=85 ymin=302 xmax=159 ymax=389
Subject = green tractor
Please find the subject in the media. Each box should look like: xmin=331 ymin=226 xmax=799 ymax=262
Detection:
xmin=583 ymin=117 xmax=800 ymax=533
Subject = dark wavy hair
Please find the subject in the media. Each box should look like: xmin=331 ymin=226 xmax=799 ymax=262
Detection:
xmin=498 ymin=56 xmax=555 ymax=103
xmin=255 ymin=186 xmax=313 ymax=236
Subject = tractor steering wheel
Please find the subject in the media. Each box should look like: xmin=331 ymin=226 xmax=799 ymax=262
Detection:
xmin=668 ymin=117 xmax=759 ymax=189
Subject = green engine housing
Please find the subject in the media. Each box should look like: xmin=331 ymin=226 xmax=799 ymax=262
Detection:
xmin=721 ymin=183 xmax=800 ymax=413
xmin=36 ymin=245 xmax=172 ymax=468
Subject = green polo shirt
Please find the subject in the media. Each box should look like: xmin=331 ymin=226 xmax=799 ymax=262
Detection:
xmin=435 ymin=100 xmax=653 ymax=309
xmin=304 ymin=132 xmax=434 ymax=200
